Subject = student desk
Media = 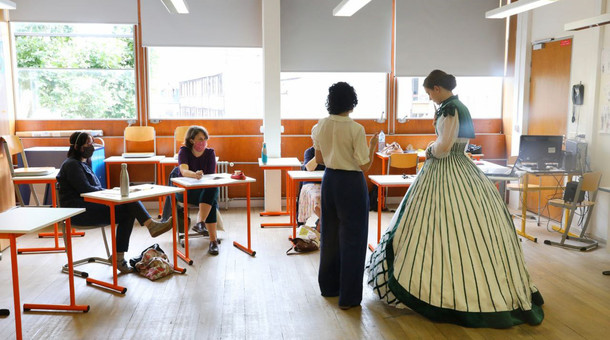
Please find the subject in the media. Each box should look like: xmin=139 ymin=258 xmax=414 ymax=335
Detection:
xmin=11 ymin=169 xmax=82 ymax=254
xmin=258 ymin=157 xmax=302 ymax=227
xmin=81 ymin=185 xmax=185 ymax=294
xmin=368 ymin=175 xmax=416 ymax=251
xmin=286 ymin=170 xmax=324 ymax=240
xmin=0 ymin=207 xmax=88 ymax=340
xmin=104 ymin=155 xmax=166 ymax=212
xmin=171 ymin=173 xmax=257 ymax=261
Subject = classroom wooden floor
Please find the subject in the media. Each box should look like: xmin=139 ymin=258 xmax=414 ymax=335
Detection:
xmin=1 ymin=207 xmax=609 ymax=340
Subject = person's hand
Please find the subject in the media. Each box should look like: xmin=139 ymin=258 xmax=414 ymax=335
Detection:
xmin=194 ymin=170 xmax=203 ymax=179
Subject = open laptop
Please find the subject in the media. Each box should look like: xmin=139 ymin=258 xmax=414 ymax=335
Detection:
xmin=121 ymin=152 xmax=156 ymax=158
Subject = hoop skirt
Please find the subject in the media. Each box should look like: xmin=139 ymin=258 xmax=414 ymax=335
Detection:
xmin=367 ymin=142 xmax=544 ymax=328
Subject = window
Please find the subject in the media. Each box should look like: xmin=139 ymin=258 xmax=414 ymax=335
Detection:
xmin=13 ymin=23 xmax=136 ymax=120
xmin=148 ymin=47 xmax=263 ymax=120
xmin=397 ymin=76 xmax=503 ymax=120
xmin=281 ymin=72 xmax=386 ymax=120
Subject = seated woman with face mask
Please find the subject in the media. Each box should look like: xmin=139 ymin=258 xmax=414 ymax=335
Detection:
xmin=56 ymin=131 xmax=174 ymax=273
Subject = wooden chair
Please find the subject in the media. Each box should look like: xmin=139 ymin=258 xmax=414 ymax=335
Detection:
xmin=389 ymin=152 xmax=418 ymax=175
xmin=174 ymin=126 xmax=190 ymax=157
xmin=544 ymin=171 xmax=602 ymax=251
xmin=1 ymin=135 xmax=40 ymax=206
xmin=124 ymin=126 xmax=156 ymax=154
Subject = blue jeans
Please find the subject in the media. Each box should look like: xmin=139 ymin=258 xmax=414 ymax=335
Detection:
xmin=176 ymin=187 xmax=219 ymax=223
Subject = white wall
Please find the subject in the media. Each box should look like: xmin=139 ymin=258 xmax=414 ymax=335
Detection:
xmin=521 ymin=0 xmax=610 ymax=242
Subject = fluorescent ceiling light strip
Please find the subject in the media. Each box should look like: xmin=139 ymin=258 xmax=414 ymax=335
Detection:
xmin=485 ymin=0 xmax=558 ymax=19
xmin=161 ymin=0 xmax=189 ymax=14
xmin=0 ymin=0 xmax=16 ymax=10
xmin=333 ymin=0 xmax=372 ymax=17
xmin=565 ymin=13 xmax=610 ymax=31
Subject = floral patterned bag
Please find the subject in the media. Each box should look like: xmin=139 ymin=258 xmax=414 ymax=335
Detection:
xmin=130 ymin=244 xmax=173 ymax=281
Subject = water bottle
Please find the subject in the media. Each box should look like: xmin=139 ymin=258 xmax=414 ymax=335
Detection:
xmin=120 ymin=163 xmax=130 ymax=197
xmin=261 ymin=142 xmax=268 ymax=164
xmin=378 ymin=131 xmax=386 ymax=152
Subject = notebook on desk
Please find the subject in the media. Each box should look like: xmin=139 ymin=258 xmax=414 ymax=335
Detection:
xmin=121 ymin=152 xmax=155 ymax=158
xmin=13 ymin=167 xmax=55 ymax=177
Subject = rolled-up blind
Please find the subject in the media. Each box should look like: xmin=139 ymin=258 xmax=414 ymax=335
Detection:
xmin=140 ymin=0 xmax=262 ymax=47
xmin=281 ymin=0 xmax=392 ymax=72
xmin=396 ymin=0 xmax=505 ymax=76
xmin=9 ymin=0 xmax=137 ymax=24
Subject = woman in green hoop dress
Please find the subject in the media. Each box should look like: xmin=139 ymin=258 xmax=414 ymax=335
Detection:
xmin=367 ymin=70 xmax=544 ymax=328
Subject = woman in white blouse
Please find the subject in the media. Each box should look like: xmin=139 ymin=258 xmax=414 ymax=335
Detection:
xmin=367 ymin=70 xmax=544 ymax=328
xmin=312 ymin=82 xmax=379 ymax=310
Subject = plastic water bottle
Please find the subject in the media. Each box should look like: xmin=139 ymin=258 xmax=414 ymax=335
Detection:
xmin=120 ymin=163 xmax=130 ymax=197
xmin=378 ymin=131 xmax=386 ymax=152
xmin=261 ymin=142 xmax=268 ymax=164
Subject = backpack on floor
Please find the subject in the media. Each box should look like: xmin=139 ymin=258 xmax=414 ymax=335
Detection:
xmin=286 ymin=226 xmax=320 ymax=255
xmin=130 ymin=244 xmax=173 ymax=281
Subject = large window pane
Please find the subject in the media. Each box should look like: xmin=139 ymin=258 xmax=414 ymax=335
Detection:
xmin=397 ymin=76 xmax=503 ymax=120
xmin=281 ymin=72 xmax=386 ymax=120
xmin=17 ymin=69 xmax=135 ymax=119
xmin=13 ymin=22 xmax=135 ymax=120
xmin=148 ymin=47 xmax=263 ymax=120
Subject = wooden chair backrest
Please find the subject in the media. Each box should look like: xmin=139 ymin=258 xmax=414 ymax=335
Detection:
xmin=390 ymin=153 xmax=418 ymax=170
xmin=174 ymin=126 xmax=190 ymax=154
xmin=0 ymin=136 xmax=17 ymax=211
xmin=581 ymin=172 xmax=602 ymax=192
xmin=124 ymin=126 xmax=156 ymax=153
xmin=1 ymin=135 xmax=28 ymax=168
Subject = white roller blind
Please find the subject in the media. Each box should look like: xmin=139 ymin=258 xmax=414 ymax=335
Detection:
xmin=9 ymin=0 xmax=137 ymax=24
xmin=141 ymin=0 xmax=262 ymax=47
xmin=281 ymin=0 xmax=392 ymax=72
xmin=396 ymin=0 xmax=505 ymax=76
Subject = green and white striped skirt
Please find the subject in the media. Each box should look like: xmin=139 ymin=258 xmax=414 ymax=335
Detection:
xmin=367 ymin=142 xmax=544 ymax=328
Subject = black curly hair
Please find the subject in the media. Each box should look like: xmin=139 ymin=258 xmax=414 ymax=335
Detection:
xmin=423 ymin=69 xmax=457 ymax=91
xmin=325 ymin=82 xmax=358 ymax=115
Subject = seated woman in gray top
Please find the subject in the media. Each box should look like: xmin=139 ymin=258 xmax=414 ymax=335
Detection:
xmin=57 ymin=131 xmax=173 ymax=273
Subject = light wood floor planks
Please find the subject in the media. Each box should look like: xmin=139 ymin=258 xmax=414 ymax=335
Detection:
xmin=1 ymin=207 xmax=609 ymax=339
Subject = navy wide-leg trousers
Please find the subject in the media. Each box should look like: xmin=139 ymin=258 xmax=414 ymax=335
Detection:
xmin=318 ymin=168 xmax=369 ymax=307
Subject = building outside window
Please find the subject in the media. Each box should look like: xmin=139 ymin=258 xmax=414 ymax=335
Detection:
xmin=148 ymin=47 xmax=262 ymax=120
xmin=396 ymin=76 xmax=503 ymax=120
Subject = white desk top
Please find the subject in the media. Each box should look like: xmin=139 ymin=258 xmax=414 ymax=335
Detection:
xmin=160 ymin=157 xmax=179 ymax=164
xmin=81 ymin=184 xmax=183 ymax=203
xmin=287 ymin=170 xmax=324 ymax=181
xmin=12 ymin=168 xmax=59 ymax=181
xmin=258 ymin=157 xmax=302 ymax=168
xmin=171 ymin=173 xmax=256 ymax=188
xmin=0 ymin=207 xmax=84 ymax=234
xmin=369 ymin=175 xmax=416 ymax=186
xmin=376 ymin=151 xmax=425 ymax=160
xmin=105 ymin=155 xmax=165 ymax=163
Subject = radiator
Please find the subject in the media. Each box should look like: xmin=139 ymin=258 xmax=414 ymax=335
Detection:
xmin=216 ymin=161 xmax=231 ymax=209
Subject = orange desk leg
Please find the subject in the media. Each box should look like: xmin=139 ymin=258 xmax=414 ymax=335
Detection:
xmin=177 ymin=188 xmax=193 ymax=265
xmin=234 ymin=183 xmax=256 ymax=256
xmin=261 ymin=171 xmax=292 ymax=228
xmin=369 ymin=184 xmax=383 ymax=252
xmin=23 ymin=219 xmax=89 ymax=313
xmin=106 ymin=163 xmax=111 ymax=189
xmin=86 ymin=205 xmax=127 ymax=294
xmin=8 ymin=234 xmax=24 ymax=340
xmin=170 ymin=193 xmax=186 ymax=273
xmin=290 ymin=178 xmax=298 ymax=241
xmin=380 ymin=157 xmax=387 ymax=209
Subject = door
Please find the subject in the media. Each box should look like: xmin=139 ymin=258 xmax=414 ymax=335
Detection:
xmin=526 ymin=38 xmax=572 ymax=219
